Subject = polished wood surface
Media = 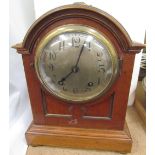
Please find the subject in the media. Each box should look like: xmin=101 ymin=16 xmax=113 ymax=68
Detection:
xmin=26 ymin=121 xmax=132 ymax=153
xmin=14 ymin=3 xmax=145 ymax=54
xmin=13 ymin=3 xmax=145 ymax=130
xmin=21 ymin=18 xmax=132 ymax=129
xmin=26 ymin=107 xmax=146 ymax=155
xmin=12 ymin=3 xmax=145 ymax=153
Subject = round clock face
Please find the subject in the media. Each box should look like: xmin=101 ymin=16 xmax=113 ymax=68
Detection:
xmin=35 ymin=25 xmax=119 ymax=103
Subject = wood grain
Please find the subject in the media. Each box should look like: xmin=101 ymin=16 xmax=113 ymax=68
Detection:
xmin=12 ymin=3 xmax=145 ymax=130
xmin=26 ymin=107 xmax=146 ymax=155
xmin=26 ymin=121 xmax=132 ymax=153
xmin=12 ymin=3 xmax=145 ymax=153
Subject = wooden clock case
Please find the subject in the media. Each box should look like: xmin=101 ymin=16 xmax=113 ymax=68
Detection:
xmin=13 ymin=3 xmax=145 ymax=153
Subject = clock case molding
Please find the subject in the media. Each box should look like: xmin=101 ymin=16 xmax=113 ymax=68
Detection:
xmin=13 ymin=3 xmax=145 ymax=153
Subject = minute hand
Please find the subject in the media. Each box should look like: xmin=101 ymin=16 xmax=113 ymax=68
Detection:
xmin=74 ymin=41 xmax=86 ymax=67
xmin=58 ymin=41 xmax=86 ymax=85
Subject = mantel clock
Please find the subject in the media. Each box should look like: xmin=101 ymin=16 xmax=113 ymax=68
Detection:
xmin=13 ymin=3 xmax=145 ymax=153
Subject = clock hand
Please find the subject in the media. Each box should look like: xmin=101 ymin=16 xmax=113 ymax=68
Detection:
xmin=58 ymin=66 xmax=79 ymax=85
xmin=74 ymin=41 xmax=86 ymax=68
xmin=58 ymin=70 xmax=73 ymax=85
xmin=58 ymin=41 xmax=86 ymax=85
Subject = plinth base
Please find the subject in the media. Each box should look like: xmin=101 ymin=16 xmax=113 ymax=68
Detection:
xmin=26 ymin=122 xmax=132 ymax=153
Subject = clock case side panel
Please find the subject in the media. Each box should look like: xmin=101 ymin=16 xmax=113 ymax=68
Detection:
xmin=12 ymin=3 xmax=145 ymax=130
xmin=112 ymin=53 xmax=136 ymax=128
xmin=21 ymin=54 xmax=46 ymax=124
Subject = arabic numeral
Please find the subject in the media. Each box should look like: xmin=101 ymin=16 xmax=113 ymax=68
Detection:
xmin=49 ymin=51 xmax=56 ymax=60
xmin=84 ymin=87 xmax=91 ymax=92
xmin=48 ymin=64 xmax=54 ymax=71
xmin=73 ymin=88 xmax=79 ymax=94
xmin=72 ymin=36 xmax=80 ymax=48
xmin=97 ymin=52 xmax=103 ymax=57
xmin=87 ymin=42 xmax=91 ymax=51
xmin=59 ymin=40 xmax=65 ymax=51
xmin=98 ymin=64 xmax=105 ymax=73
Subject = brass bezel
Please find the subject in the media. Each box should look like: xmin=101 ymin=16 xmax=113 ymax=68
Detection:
xmin=35 ymin=24 xmax=119 ymax=103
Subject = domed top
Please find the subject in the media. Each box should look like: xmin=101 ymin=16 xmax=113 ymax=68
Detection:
xmin=13 ymin=3 xmax=145 ymax=54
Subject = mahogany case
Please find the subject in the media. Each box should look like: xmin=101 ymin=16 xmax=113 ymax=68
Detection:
xmin=13 ymin=3 xmax=145 ymax=153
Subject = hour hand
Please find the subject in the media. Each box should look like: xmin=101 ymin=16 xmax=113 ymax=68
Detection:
xmin=58 ymin=79 xmax=65 ymax=85
xmin=58 ymin=66 xmax=79 ymax=85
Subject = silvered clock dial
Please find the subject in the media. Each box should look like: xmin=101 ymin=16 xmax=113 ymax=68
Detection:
xmin=35 ymin=25 xmax=119 ymax=102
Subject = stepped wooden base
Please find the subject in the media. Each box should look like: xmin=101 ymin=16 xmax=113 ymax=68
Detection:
xmin=26 ymin=122 xmax=132 ymax=153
